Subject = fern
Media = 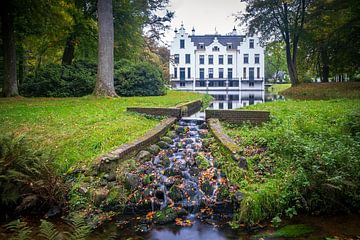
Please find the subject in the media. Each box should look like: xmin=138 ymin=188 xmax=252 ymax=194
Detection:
xmin=39 ymin=220 xmax=61 ymax=240
xmin=6 ymin=219 xmax=32 ymax=240
xmin=67 ymin=216 xmax=91 ymax=240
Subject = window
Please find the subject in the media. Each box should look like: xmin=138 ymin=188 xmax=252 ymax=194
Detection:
xmin=227 ymin=43 xmax=232 ymax=50
xmin=180 ymin=39 xmax=185 ymax=49
xmin=257 ymin=67 xmax=260 ymax=79
xmin=199 ymin=55 xmax=204 ymax=64
xmin=180 ymin=68 xmax=185 ymax=80
xmin=227 ymin=68 xmax=233 ymax=79
xmin=208 ymin=68 xmax=214 ymax=78
xmin=212 ymin=46 xmax=219 ymax=51
xmin=244 ymin=54 xmax=249 ymax=64
xmin=219 ymin=55 xmax=223 ymax=64
xmin=229 ymin=95 xmax=239 ymax=100
xmin=187 ymin=67 xmax=191 ymax=78
xmin=219 ymin=102 xmax=224 ymax=109
xmin=185 ymin=54 xmax=191 ymax=64
xmin=249 ymin=67 xmax=254 ymax=80
xmin=174 ymin=67 xmax=177 ymax=78
xmin=174 ymin=54 xmax=179 ymax=64
xmin=199 ymin=43 xmax=204 ymax=49
xmin=249 ymin=82 xmax=254 ymax=87
xmin=208 ymin=55 xmax=213 ymax=64
xmin=180 ymin=82 xmax=185 ymax=87
xmin=228 ymin=55 xmax=233 ymax=64
xmin=228 ymin=102 xmax=232 ymax=109
xmin=249 ymin=39 xmax=254 ymax=48
xmin=219 ymin=68 xmax=224 ymax=78
xmin=243 ymin=67 xmax=246 ymax=79
xmin=255 ymin=54 xmax=260 ymax=64
xmin=199 ymin=68 xmax=205 ymax=79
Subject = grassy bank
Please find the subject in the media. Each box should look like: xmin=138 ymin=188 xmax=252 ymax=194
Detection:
xmin=267 ymin=83 xmax=291 ymax=95
xmin=0 ymin=91 xmax=204 ymax=173
xmin=281 ymin=82 xmax=360 ymax=100
xmin=223 ymin=99 xmax=360 ymax=225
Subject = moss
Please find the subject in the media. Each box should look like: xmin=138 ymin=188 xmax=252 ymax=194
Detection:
xmin=195 ymin=155 xmax=210 ymax=169
xmin=273 ymin=224 xmax=315 ymax=238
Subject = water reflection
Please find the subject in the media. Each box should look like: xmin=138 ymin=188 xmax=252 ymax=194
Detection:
xmin=195 ymin=89 xmax=284 ymax=110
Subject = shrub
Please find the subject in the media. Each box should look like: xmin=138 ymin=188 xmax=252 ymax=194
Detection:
xmin=0 ymin=135 xmax=68 ymax=220
xmin=114 ymin=60 xmax=166 ymax=96
xmin=21 ymin=61 xmax=96 ymax=97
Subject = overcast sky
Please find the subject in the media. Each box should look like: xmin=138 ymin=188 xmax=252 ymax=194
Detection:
xmin=163 ymin=0 xmax=247 ymax=45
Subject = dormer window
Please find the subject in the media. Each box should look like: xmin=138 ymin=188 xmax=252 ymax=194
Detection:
xmin=212 ymin=46 xmax=219 ymax=52
xmin=199 ymin=43 xmax=205 ymax=49
xmin=180 ymin=39 xmax=185 ymax=49
xmin=249 ymin=39 xmax=254 ymax=48
xmin=227 ymin=43 xmax=232 ymax=50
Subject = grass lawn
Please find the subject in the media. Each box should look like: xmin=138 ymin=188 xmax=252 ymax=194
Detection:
xmin=267 ymin=83 xmax=291 ymax=95
xmin=281 ymin=82 xmax=360 ymax=100
xmin=222 ymin=92 xmax=360 ymax=224
xmin=0 ymin=90 xmax=204 ymax=173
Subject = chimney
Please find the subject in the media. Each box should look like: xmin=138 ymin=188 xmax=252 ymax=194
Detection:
xmin=192 ymin=27 xmax=195 ymax=36
xmin=232 ymin=26 xmax=237 ymax=35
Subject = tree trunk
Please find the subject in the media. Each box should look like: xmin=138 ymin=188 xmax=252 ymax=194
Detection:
xmin=62 ymin=35 xmax=75 ymax=65
xmin=1 ymin=3 xmax=19 ymax=97
xmin=320 ymin=46 xmax=329 ymax=82
xmin=284 ymin=41 xmax=298 ymax=86
xmin=93 ymin=0 xmax=117 ymax=97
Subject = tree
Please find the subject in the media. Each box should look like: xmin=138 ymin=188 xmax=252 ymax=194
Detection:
xmin=93 ymin=0 xmax=117 ymax=96
xmin=1 ymin=1 xmax=19 ymax=97
xmin=265 ymin=41 xmax=287 ymax=82
xmin=240 ymin=0 xmax=312 ymax=86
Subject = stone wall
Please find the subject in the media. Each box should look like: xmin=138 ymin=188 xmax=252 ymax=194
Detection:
xmin=205 ymin=109 xmax=270 ymax=124
xmin=127 ymin=107 xmax=180 ymax=117
xmin=178 ymin=100 xmax=202 ymax=117
xmin=207 ymin=118 xmax=247 ymax=169
xmin=127 ymin=100 xmax=203 ymax=118
xmin=93 ymin=117 xmax=177 ymax=172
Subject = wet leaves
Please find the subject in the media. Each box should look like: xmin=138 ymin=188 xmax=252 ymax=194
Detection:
xmin=175 ymin=218 xmax=193 ymax=227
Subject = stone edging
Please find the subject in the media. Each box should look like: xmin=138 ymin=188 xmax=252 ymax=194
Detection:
xmin=205 ymin=109 xmax=270 ymax=125
xmin=207 ymin=118 xmax=248 ymax=169
xmin=127 ymin=100 xmax=202 ymax=118
xmin=93 ymin=117 xmax=177 ymax=172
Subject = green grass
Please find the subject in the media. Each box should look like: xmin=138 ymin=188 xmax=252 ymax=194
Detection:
xmin=281 ymin=82 xmax=360 ymax=100
xmin=267 ymin=83 xmax=291 ymax=95
xmin=0 ymin=90 xmax=204 ymax=173
xmin=223 ymin=99 xmax=360 ymax=224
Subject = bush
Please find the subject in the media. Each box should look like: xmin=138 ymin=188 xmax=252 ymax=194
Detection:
xmin=21 ymin=61 xmax=96 ymax=97
xmin=114 ymin=60 xmax=166 ymax=96
xmin=0 ymin=135 xmax=68 ymax=221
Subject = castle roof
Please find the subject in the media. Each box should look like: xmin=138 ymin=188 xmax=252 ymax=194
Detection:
xmin=189 ymin=35 xmax=246 ymax=49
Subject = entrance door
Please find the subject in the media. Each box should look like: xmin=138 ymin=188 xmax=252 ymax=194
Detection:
xmin=249 ymin=67 xmax=254 ymax=81
xmin=180 ymin=68 xmax=185 ymax=80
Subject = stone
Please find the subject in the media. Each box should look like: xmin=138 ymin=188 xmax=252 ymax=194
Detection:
xmin=201 ymin=180 xmax=214 ymax=196
xmin=234 ymin=191 xmax=245 ymax=202
xmin=160 ymin=155 xmax=171 ymax=167
xmin=45 ymin=206 xmax=61 ymax=218
xmin=125 ymin=173 xmax=141 ymax=190
xmin=232 ymin=155 xmax=248 ymax=170
xmin=166 ymin=130 xmax=177 ymax=138
xmin=195 ymin=155 xmax=210 ymax=169
xmin=161 ymin=136 xmax=173 ymax=144
xmin=184 ymin=138 xmax=194 ymax=144
xmin=157 ymin=141 xmax=170 ymax=149
xmin=164 ymin=167 xmax=182 ymax=177
xmin=136 ymin=150 xmax=152 ymax=162
xmin=175 ymin=126 xmax=185 ymax=134
xmin=93 ymin=188 xmax=109 ymax=206
xmin=199 ymin=129 xmax=209 ymax=137
xmin=104 ymin=173 xmax=116 ymax=182
xmin=147 ymin=144 xmax=161 ymax=154
xmin=78 ymin=185 xmax=89 ymax=194
xmin=169 ymin=185 xmax=185 ymax=202
xmin=199 ymin=122 xmax=207 ymax=129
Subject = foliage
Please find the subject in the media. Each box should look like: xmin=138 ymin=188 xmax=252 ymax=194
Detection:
xmin=0 ymin=91 xmax=204 ymax=173
xmin=224 ymin=98 xmax=360 ymax=224
xmin=265 ymin=42 xmax=288 ymax=82
xmin=21 ymin=61 xmax=96 ymax=97
xmin=0 ymin=135 xmax=68 ymax=219
xmin=5 ymin=216 xmax=92 ymax=240
xmin=267 ymin=84 xmax=291 ymax=95
xmin=114 ymin=60 xmax=166 ymax=96
xmin=281 ymin=82 xmax=360 ymax=100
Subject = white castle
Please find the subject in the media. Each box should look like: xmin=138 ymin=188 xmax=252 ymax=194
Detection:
xmin=169 ymin=24 xmax=265 ymax=109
